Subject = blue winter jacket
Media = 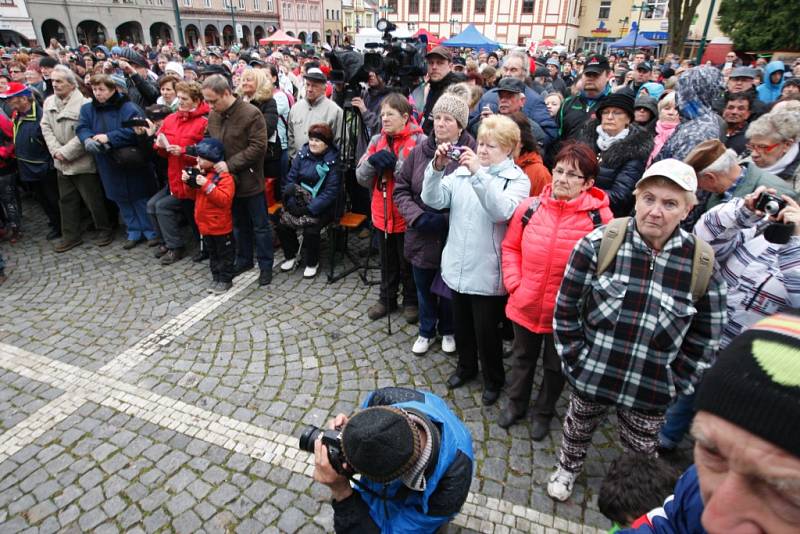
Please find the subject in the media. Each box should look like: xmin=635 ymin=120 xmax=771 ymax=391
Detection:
xmin=756 ymin=61 xmax=786 ymax=104
xmin=470 ymin=85 xmax=558 ymax=148
xmin=619 ymin=466 xmax=706 ymax=534
xmin=332 ymin=387 xmax=473 ymax=534
xmin=282 ymin=143 xmax=340 ymax=217
xmin=11 ymin=100 xmax=53 ymax=182
xmin=76 ymin=92 xmax=157 ymax=203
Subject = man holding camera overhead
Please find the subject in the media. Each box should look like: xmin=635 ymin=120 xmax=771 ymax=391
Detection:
xmin=311 ymin=387 xmax=473 ymax=533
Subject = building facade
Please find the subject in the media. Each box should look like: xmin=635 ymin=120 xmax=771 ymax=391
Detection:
xmin=577 ymin=0 xmax=725 ymax=57
xmin=179 ymin=0 xmax=279 ymax=48
xmin=342 ymin=0 xmax=376 ymax=44
xmin=278 ymin=0 xmax=323 ymax=43
xmin=0 ymin=0 xmax=36 ymax=47
xmin=323 ymin=0 xmax=343 ymax=45
xmin=384 ymin=0 xmax=581 ymax=48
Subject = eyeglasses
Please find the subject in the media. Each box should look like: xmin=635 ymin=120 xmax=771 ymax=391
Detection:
xmin=552 ymin=167 xmax=585 ymax=181
xmin=600 ymin=109 xmax=627 ymax=118
xmin=746 ymin=142 xmax=783 ymax=154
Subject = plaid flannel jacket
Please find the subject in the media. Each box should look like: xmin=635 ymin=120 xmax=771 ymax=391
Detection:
xmin=553 ymin=218 xmax=727 ymax=411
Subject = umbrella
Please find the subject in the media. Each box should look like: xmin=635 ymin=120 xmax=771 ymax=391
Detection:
xmin=413 ymin=28 xmax=441 ymax=47
xmin=259 ymin=30 xmax=301 ymax=45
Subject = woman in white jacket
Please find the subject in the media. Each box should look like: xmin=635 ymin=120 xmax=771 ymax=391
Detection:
xmin=421 ymin=114 xmax=529 ymax=406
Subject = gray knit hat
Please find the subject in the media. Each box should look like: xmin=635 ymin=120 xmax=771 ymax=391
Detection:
xmin=432 ymin=93 xmax=469 ymax=129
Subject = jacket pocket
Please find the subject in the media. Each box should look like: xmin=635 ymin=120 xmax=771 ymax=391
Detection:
xmin=652 ymin=293 xmax=696 ymax=355
xmin=585 ymin=276 xmax=627 ymax=330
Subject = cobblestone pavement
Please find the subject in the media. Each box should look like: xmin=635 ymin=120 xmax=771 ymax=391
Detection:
xmin=0 ymin=202 xmax=692 ymax=533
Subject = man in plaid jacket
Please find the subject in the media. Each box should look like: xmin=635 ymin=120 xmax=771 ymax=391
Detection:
xmin=546 ymin=159 xmax=727 ymax=502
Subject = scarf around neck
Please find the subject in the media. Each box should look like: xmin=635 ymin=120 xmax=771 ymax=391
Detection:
xmin=596 ymin=125 xmax=630 ymax=152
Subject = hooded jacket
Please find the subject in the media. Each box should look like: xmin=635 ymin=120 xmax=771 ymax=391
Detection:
xmin=155 ymin=102 xmax=209 ymax=199
xmin=653 ymin=66 xmax=725 ymax=163
xmin=502 ymin=185 xmax=613 ymax=334
xmin=41 ymin=88 xmax=96 ymax=176
xmin=421 ymin=157 xmax=529 ymax=296
xmin=756 ymin=61 xmax=786 ymax=104
xmin=576 ymin=121 xmax=654 ymax=217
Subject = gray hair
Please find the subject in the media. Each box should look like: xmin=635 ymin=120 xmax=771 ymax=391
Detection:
xmin=504 ymin=51 xmax=530 ymax=77
xmin=51 ymin=65 xmax=79 ymax=87
xmin=746 ymin=110 xmax=800 ymax=142
xmin=201 ymin=74 xmax=232 ymax=95
xmin=699 ymin=148 xmax=739 ymax=176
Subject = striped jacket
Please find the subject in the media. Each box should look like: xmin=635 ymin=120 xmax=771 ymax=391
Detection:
xmin=553 ymin=218 xmax=727 ymax=411
xmin=695 ymin=198 xmax=800 ymax=348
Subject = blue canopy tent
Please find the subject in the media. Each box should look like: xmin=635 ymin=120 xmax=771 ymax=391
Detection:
xmin=608 ymin=30 xmax=659 ymax=49
xmin=440 ymin=24 xmax=501 ymax=51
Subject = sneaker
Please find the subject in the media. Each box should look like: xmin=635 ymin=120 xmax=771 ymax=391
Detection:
xmin=411 ymin=336 xmax=432 ymax=355
xmin=213 ymin=281 xmax=233 ymax=294
xmin=441 ymin=335 xmax=456 ymax=354
xmin=280 ymin=258 xmax=296 ymax=272
xmin=547 ymin=466 xmax=578 ymax=502
xmin=303 ymin=264 xmax=318 ymax=278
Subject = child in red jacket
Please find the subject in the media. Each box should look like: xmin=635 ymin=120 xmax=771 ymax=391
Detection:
xmin=181 ymin=138 xmax=236 ymax=294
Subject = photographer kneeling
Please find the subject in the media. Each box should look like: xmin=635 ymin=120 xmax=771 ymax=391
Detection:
xmin=309 ymin=387 xmax=473 ymax=533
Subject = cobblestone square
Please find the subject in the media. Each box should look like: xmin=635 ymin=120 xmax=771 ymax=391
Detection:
xmin=0 ymin=203 xmax=692 ymax=533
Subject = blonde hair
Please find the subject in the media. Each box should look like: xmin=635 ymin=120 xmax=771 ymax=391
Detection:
xmin=236 ymin=68 xmax=273 ymax=102
xmin=657 ymin=91 xmax=676 ymax=112
xmin=477 ymin=115 xmax=520 ymax=153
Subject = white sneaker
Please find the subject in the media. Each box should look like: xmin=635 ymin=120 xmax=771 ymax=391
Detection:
xmin=280 ymin=258 xmax=296 ymax=272
xmin=303 ymin=264 xmax=318 ymax=278
xmin=547 ymin=466 xmax=577 ymax=502
xmin=441 ymin=335 xmax=456 ymax=354
xmin=412 ymin=336 xmax=432 ymax=355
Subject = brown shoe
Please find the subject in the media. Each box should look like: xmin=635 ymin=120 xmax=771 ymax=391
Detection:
xmin=154 ymin=245 xmax=169 ymax=258
xmin=94 ymin=231 xmax=113 ymax=247
xmin=367 ymin=301 xmax=397 ymax=321
xmin=160 ymin=248 xmax=185 ymax=265
xmin=54 ymin=239 xmax=83 ymax=253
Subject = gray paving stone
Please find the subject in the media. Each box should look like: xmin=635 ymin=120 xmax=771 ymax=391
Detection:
xmin=173 ymin=509 xmax=203 ymax=534
xmin=277 ymin=507 xmax=307 ymax=534
xmin=77 ymin=507 xmax=106 ymax=530
xmin=26 ymin=499 xmax=57 ymax=523
xmin=166 ymin=491 xmax=196 ymax=517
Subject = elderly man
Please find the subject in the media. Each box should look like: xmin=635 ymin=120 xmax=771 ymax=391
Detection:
xmin=472 ymin=77 xmax=546 ymax=145
xmin=203 ymin=74 xmax=273 ymax=286
xmin=547 ymin=159 xmax=726 ymax=502
xmin=471 ymin=50 xmax=557 ymax=147
xmin=621 ymin=313 xmax=800 ymax=534
xmin=287 ymin=67 xmax=342 ymax=160
xmin=41 ymin=66 xmax=112 ymax=252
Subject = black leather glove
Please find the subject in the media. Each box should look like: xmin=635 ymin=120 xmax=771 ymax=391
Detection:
xmin=367 ymin=150 xmax=397 ymax=171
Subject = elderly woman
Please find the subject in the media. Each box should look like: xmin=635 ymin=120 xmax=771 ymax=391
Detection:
xmin=41 ymin=66 xmax=113 ymax=252
xmin=647 ymin=92 xmax=679 ymax=166
xmin=277 ymin=123 xmax=340 ymax=279
xmin=746 ymin=110 xmax=800 ymax=185
xmin=156 ymin=75 xmax=180 ymax=111
xmin=394 ymin=92 xmax=476 ymax=356
xmin=148 ymin=81 xmax=209 ymax=265
xmin=576 ymin=92 xmax=653 ymax=216
xmin=499 ymin=142 xmax=612 ymax=438
xmin=357 ymin=93 xmax=425 ymax=322
xmin=421 ymin=114 xmax=529 ymax=406
xmin=237 ymin=68 xmax=279 ymax=174
xmin=76 ymin=74 xmax=158 ymax=249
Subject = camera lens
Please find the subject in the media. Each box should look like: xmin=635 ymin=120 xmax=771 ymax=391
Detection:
xmin=298 ymin=425 xmax=322 ymax=452
xmin=765 ymin=200 xmax=781 ymax=215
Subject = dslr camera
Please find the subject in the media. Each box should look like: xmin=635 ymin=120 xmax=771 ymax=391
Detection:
xmin=299 ymin=425 xmax=352 ymax=476
xmin=755 ymin=192 xmax=787 ymax=216
xmin=184 ymin=167 xmax=201 ymax=189
xmin=446 ymin=146 xmax=465 ymax=162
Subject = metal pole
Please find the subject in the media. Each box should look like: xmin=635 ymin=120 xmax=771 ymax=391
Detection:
xmin=695 ymin=0 xmax=717 ymax=65
xmin=229 ymin=4 xmax=238 ymax=46
xmin=632 ymin=2 xmax=645 ymax=56
xmin=172 ymin=0 xmax=185 ymax=47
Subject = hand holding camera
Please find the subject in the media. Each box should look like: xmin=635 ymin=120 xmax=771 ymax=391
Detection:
xmin=308 ymin=413 xmax=353 ymax=501
xmin=183 ymin=167 xmax=202 ymax=189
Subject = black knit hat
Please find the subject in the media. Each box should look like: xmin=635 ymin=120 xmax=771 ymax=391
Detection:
xmin=695 ymin=313 xmax=800 ymax=457
xmin=596 ymin=93 xmax=635 ymax=121
xmin=341 ymin=407 xmax=421 ymax=483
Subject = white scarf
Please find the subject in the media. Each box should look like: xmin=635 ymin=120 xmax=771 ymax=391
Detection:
xmin=596 ymin=125 xmax=630 ymax=152
xmin=761 ymin=142 xmax=800 ymax=176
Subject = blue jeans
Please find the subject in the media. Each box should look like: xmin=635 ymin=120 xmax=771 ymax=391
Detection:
xmin=659 ymin=391 xmax=696 ymax=449
xmin=412 ymin=266 xmax=453 ymax=339
xmin=117 ymin=198 xmax=156 ymax=241
xmin=233 ymin=192 xmax=274 ymax=272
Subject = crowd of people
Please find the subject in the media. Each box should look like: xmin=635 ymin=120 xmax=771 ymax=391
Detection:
xmin=1 ymin=37 xmax=800 ymax=532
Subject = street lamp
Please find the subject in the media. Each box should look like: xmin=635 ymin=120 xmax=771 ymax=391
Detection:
xmin=449 ymin=17 xmax=459 ymax=37
xmin=228 ymin=2 xmax=239 ymax=46
xmin=630 ymin=2 xmax=654 ymax=54
xmin=171 ymin=0 xmax=185 ymax=46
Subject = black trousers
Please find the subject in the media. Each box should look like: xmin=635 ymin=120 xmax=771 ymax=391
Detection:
xmin=204 ymin=233 xmax=235 ymax=283
xmin=275 ymin=212 xmax=333 ymax=267
xmin=377 ymin=232 xmax=417 ymax=306
xmin=29 ymin=170 xmax=61 ymax=231
xmin=505 ymin=324 xmax=565 ymax=421
xmin=451 ymin=291 xmax=507 ymax=391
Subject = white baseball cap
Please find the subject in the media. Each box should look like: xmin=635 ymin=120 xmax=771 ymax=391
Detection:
xmin=637 ymin=159 xmax=698 ymax=193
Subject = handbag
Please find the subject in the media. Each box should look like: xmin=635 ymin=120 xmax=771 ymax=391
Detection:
xmin=430 ymin=270 xmax=453 ymax=300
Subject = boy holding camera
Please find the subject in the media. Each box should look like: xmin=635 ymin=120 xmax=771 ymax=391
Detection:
xmin=181 ymin=139 xmax=236 ymax=294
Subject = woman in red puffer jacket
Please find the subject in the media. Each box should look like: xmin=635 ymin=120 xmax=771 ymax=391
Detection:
xmin=148 ymin=81 xmax=209 ymax=265
xmin=498 ymin=142 xmax=613 ymax=439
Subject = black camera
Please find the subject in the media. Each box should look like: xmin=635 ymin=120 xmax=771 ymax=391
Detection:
xmin=184 ymin=167 xmax=201 ymax=189
xmin=110 ymin=60 xmax=120 ymax=68
xmin=755 ymin=192 xmax=787 ymax=216
xmin=446 ymin=146 xmax=465 ymax=161
xmin=299 ymin=425 xmax=352 ymax=476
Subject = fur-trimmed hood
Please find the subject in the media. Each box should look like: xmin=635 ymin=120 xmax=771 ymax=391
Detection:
xmin=576 ymin=121 xmax=654 ymax=169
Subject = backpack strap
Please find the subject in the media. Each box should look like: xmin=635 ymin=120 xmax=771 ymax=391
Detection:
xmin=520 ymin=198 xmax=542 ymax=228
xmin=597 ymin=217 xmax=630 ymax=276
xmin=589 ymin=209 xmax=602 ymax=229
xmin=690 ymin=235 xmax=715 ymax=302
